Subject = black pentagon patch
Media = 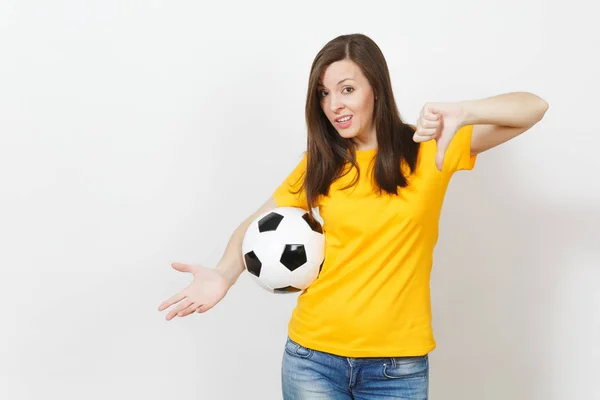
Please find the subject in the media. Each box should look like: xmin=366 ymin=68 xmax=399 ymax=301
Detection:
xmin=258 ymin=212 xmax=284 ymax=232
xmin=302 ymin=213 xmax=323 ymax=234
xmin=244 ymin=251 xmax=262 ymax=277
xmin=274 ymin=286 xmax=302 ymax=294
xmin=280 ymin=244 xmax=307 ymax=271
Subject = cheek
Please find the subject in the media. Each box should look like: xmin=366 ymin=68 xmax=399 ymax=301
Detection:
xmin=352 ymin=99 xmax=373 ymax=123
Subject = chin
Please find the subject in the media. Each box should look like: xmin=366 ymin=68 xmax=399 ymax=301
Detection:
xmin=336 ymin=129 xmax=360 ymax=139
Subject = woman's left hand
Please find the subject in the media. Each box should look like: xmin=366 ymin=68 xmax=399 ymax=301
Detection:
xmin=413 ymin=102 xmax=466 ymax=171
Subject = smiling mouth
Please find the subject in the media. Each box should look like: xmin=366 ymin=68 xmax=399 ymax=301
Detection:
xmin=335 ymin=115 xmax=353 ymax=123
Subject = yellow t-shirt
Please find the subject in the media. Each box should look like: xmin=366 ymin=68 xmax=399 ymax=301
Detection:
xmin=272 ymin=125 xmax=477 ymax=357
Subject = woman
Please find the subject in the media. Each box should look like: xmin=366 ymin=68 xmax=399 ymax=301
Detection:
xmin=158 ymin=34 xmax=548 ymax=399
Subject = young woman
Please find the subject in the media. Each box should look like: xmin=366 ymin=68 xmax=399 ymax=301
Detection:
xmin=158 ymin=34 xmax=548 ymax=399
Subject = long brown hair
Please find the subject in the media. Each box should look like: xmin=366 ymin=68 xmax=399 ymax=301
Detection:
xmin=300 ymin=34 xmax=419 ymax=217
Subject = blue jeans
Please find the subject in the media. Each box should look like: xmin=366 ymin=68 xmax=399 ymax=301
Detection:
xmin=282 ymin=336 xmax=429 ymax=399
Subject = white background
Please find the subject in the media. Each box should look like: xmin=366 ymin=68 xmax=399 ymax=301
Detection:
xmin=1 ymin=1 xmax=598 ymax=399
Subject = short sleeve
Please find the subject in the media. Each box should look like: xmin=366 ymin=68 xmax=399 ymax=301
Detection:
xmin=272 ymin=153 xmax=309 ymax=210
xmin=444 ymin=124 xmax=477 ymax=174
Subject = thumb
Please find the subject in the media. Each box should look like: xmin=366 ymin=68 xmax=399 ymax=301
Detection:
xmin=171 ymin=262 xmax=194 ymax=273
xmin=435 ymin=134 xmax=452 ymax=171
xmin=426 ymin=103 xmax=441 ymax=116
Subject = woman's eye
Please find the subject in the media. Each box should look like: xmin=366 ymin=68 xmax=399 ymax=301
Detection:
xmin=343 ymin=87 xmax=354 ymax=93
xmin=319 ymin=90 xmax=328 ymax=98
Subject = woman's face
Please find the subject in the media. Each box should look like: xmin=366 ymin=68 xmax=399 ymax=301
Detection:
xmin=318 ymin=59 xmax=376 ymax=148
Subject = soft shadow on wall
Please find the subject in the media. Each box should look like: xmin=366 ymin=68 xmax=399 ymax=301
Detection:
xmin=430 ymin=142 xmax=599 ymax=400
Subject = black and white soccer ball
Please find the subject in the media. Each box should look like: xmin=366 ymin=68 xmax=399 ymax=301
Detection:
xmin=242 ymin=207 xmax=325 ymax=294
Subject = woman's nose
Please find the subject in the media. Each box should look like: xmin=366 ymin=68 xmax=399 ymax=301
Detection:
xmin=329 ymin=95 xmax=344 ymax=113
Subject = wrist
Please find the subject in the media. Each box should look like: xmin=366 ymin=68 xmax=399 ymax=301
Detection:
xmin=216 ymin=259 xmax=243 ymax=288
xmin=456 ymin=100 xmax=477 ymax=127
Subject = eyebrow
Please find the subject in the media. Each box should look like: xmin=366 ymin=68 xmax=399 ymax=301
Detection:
xmin=318 ymin=78 xmax=354 ymax=87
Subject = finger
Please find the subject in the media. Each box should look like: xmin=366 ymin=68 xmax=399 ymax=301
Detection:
xmin=413 ymin=134 xmax=435 ymax=143
xmin=425 ymin=103 xmax=440 ymax=115
xmin=166 ymin=299 xmax=194 ymax=320
xmin=171 ymin=262 xmax=193 ymax=273
xmin=415 ymin=127 xmax=437 ymax=137
xmin=413 ymin=132 xmax=436 ymax=143
xmin=424 ymin=111 xmax=440 ymax=121
xmin=196 ymin=304 xmax=214 ymax=314
xmin=416 ymin=118 xmax=422 ymax=131
xmin=435 ymin=134 xmax=453 ymax=171
xmin=158 ymin=292 xmax=186 ymax=311
xmin=178 ymin=303 xmax=200 ymax=317
xmin=435 ymin=151 xmax=445 ymax=171
xmin=420 ymin=118 xmax=440 ymax=129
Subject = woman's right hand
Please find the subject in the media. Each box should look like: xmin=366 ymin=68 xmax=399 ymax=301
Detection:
xmin=158 ymin=262 xmax=231 ymax=320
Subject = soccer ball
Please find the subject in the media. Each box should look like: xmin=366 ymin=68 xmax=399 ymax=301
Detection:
xmin=242 ymin=207 xmax=325 ymax=293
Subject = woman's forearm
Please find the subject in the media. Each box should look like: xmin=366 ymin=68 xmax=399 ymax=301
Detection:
xmin=459 ymin=92 xmax=548 ymax=128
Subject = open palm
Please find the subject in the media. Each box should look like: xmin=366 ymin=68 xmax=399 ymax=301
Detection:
xmin=158 ymin=262 xmax=230 ymax=320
